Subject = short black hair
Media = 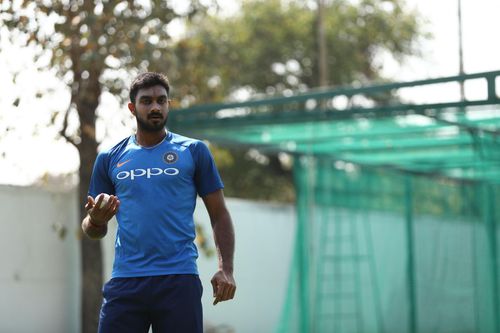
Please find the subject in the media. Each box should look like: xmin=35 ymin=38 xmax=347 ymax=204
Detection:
xmin=129 ymin=72 xmax=170 ymax=104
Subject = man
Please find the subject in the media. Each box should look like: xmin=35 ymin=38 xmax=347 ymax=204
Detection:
xmin=81 ymin=72 xmax=236 ymax=333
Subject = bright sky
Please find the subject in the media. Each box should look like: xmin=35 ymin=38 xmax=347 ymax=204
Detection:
xmin=387 ymin=0 xmax=500 ymax=76
xmin=0 ymin=0 xmax=499 ymax=186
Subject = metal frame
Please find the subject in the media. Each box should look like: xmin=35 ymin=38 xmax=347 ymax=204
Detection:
xmin=170 ymin=70 xmax=500 ymax=333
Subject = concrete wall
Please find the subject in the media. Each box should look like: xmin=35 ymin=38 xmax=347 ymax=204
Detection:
xmin=0 ymin=185 xmax=296 ymax=333
xmin=0 ymin=185 xmax=80 ymax=333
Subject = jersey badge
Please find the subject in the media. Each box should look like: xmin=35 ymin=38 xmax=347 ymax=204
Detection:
xmin=163 ymin=151 xmax=178 ymax=164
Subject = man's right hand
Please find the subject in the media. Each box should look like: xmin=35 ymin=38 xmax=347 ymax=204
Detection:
xmin=85 ymin=195 xmax=120 ymax=227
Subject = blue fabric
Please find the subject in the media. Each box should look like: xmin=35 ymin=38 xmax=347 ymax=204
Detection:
xmin=88 ymin=132 xmax=223 ymax=278
xmin=98 ymin=274 xmax=203 ymax=333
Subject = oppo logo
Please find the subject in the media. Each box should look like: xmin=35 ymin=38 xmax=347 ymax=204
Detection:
xmin=117 ymin=167 xmax=180 ymax=180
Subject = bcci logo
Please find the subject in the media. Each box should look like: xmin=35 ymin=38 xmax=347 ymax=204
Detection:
xmin=163 ymin=151 xmax=178 ymax=164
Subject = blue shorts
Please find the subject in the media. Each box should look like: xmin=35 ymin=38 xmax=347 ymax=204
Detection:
xmin=98 ymin=274 xmax=203 ymax=333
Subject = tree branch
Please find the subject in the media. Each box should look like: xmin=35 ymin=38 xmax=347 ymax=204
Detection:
xmin=59 ymin=89 xmax=79 ymax=148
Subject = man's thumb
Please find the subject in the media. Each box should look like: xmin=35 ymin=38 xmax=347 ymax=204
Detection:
xmin=211 ymin=278 xmax=218 ymax=296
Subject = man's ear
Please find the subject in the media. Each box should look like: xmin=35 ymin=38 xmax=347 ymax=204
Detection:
xmin=128 ymin=102 xmax=136 ymax=115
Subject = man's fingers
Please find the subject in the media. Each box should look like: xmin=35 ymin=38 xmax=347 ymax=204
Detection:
xmin=225 ymin=283 xmax=236 ymax=300
xmin=213 ymin=281 xmax=235 ymax=305
xmin=221 ymin=283 xmax=231 ymax=301
xmin=102 ymin=196 xmax=120 ymax=221
xmin=211 ymin=271 xmax=236 ymax=305
xmin=85 ymin=196 xmax=95 ymax=211
xmin=109 ymin=198 xmax=120 ymax=215
xmin=216 ymin=282 xmax=225 ymax=300
xmin=212 ymin=277 xmax=226 ymax=305
xmin=213 ymin=283 xmax=224 ymax=305
xmin=228 ymin=284 xmax=236 ymax=300
xmin=211 ymin=279 xmax=219 ymax=305
xmin=211 ymin=278 xmax=218 ymax=297
xmin=95 ymin=195 xmax=104 ymax=208
xmin=92 ymin=196 xmax=120 ymax=217
xmin=103 ymin=196 xmax=118 ymax=213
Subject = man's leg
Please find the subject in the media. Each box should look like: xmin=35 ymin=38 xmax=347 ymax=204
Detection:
xmin=150 ymin=275 xmax=203 ymax=333
xmin=98 ymin=277 xmax=151 ymax=333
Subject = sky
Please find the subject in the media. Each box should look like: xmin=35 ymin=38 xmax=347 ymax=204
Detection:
xmin=0 ymin=0 xmax=499 ymax=186
xmin=387 ymin=0 xmax=500 ymax=77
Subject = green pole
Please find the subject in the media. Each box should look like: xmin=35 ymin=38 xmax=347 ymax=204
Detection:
xmin=364 ymin=172 xmax=385 ymax=333
xmin=483 ymin=183 xmax=499 ymax=332
xmin=294 ymin=156 xmax=311 ymax=333
xmin=276 ymin=229 xmax=299 ymax=333
xmin=405 ymin=175 xmax=417 ymax=333
xmin=457 ymin=0 xmax=465 ymax=101
xmin=486 ymin=74 xmax=497 ymax=102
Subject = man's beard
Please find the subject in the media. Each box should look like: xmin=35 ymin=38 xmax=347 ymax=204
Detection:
xmin=136 ymin=114 xmax=168 ymax=132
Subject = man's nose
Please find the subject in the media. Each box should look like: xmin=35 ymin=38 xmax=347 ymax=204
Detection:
xmin=151 ymin=101 xmax=161 ymax=111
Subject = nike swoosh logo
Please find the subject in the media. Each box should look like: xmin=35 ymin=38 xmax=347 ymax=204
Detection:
xmin=117 ymin=159 xmax=132 ymax=168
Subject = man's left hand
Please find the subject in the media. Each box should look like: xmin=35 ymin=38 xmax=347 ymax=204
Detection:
xmin=211 ymin=270 xmax=236 ymax=305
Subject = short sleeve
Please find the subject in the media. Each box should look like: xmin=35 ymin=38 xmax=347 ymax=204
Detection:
xmin=191 ymin=141 xmax=224 ymax=197
xmin=88 ymin=151 xmax=115 ymax=198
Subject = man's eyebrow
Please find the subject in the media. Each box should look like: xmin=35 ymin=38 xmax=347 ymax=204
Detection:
xmin=138 ymin=94 xmax=168 ymax=99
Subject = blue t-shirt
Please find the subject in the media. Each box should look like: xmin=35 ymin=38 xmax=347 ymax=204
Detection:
xmin=88 ymin=132 xmax=224 ymax=278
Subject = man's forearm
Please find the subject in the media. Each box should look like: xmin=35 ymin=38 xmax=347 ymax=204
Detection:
xmin=82 ymin=215 xmax=108 ymax=240
xmin=212 ymin=211 xmax=235 ymax=273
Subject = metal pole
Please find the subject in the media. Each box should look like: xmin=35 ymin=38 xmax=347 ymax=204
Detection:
xmin=294 ymin=156 xmax=311 ymax=333
xmin=458 ymin=0 xmax=465 ymax=101
xmin=405 ymin=175 xmax=417 ymax=333
xmin=317 ymin=0 xmax=328 ymax=87
xmin=483 ymin=183 xmax=500 ymax=333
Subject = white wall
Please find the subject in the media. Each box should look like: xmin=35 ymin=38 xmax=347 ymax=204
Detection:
xmin=0 ymin=185 xmax=296 ymax=333
xmin=0 ymin=185 xmax=80 ymax=333
xmin=197 ymin=199 xmax=296 ymax=332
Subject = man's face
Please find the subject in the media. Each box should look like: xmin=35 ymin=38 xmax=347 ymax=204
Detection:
xmin=128 ymin=85 xmax=170 ymax=132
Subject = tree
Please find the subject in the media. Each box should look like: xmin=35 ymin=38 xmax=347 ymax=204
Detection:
xmin=0 ymin=0 xmax=427 ymax=329
xmin=169 ymin=0 xmax=426 ymax=202
xmin=0 ymin=1 xmax=211 ymax=332
xmin=172 ymin=0 xmax=425 ymax=104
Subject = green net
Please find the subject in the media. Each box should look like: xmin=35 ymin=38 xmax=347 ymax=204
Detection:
xmin=278 ymin=157 xmax=500 ymax=333
xmin=170 ymin=71 xmax=500 ymax=333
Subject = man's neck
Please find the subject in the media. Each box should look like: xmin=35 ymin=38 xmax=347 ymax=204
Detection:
xmin=135 ymin=129 xmax=168 ymax=147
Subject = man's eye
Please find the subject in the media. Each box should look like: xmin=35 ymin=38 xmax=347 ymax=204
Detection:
xmin=142 ymin=99 xmax=152 ymax=104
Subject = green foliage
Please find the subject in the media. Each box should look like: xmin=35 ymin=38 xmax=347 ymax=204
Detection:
xmin=1 ymin=2 xmax=213 ymax=332
xmin=1 ymin=0 xmax=211 ymax=104
xmin=212 ymin=145 xmax=296 ymax=203
xmin=170 ymin=0 xmax=426 ymax=202
xmin=171 ymin=0 xmax=425 ymax=105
